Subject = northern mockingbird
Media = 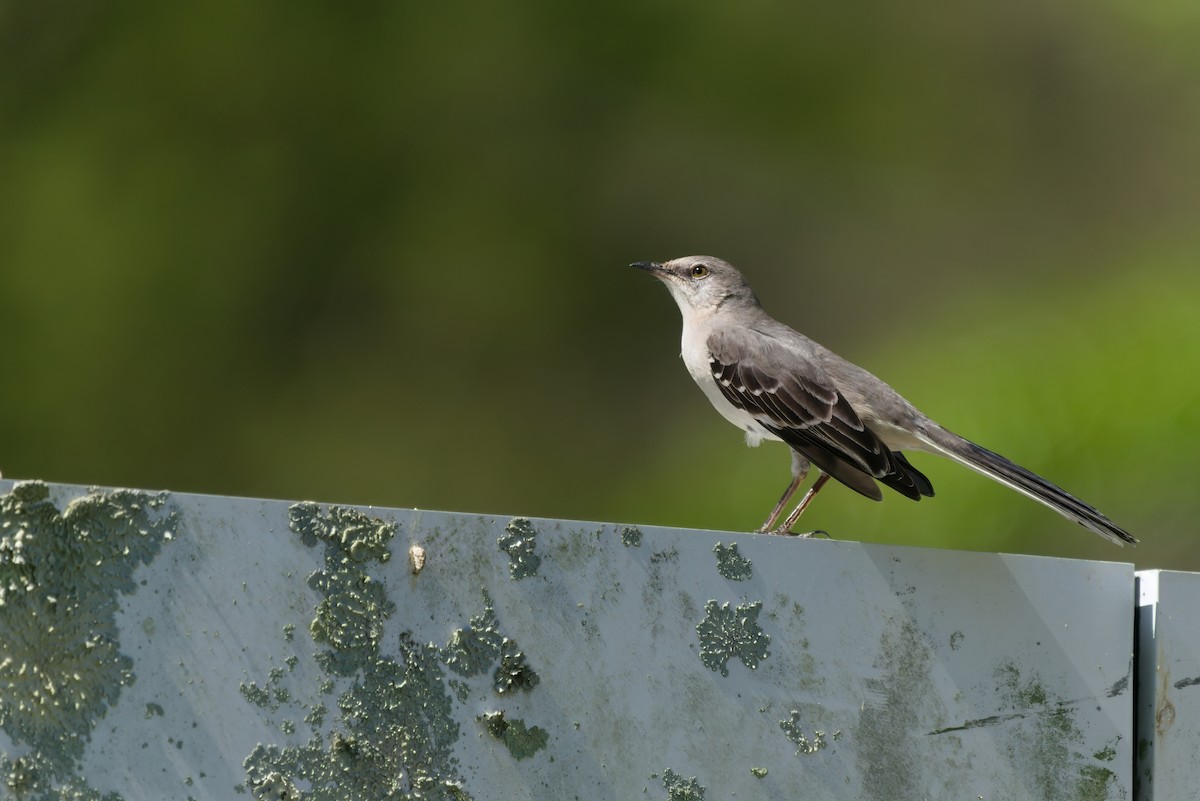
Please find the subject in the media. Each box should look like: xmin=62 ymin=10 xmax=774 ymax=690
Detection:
xmin=631 ymin=255 xmax=1136 ymax=546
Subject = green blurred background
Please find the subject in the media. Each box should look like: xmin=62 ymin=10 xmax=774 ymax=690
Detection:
xmin=1 ymin=0 xmax=1196 ymax=568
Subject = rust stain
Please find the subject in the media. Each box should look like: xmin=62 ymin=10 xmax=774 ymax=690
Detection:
xmin=1156 ymin=662 xmax=1176 ymax=737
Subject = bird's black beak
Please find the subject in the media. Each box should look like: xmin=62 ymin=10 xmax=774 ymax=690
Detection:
xmin=629 ymin=261 xmax=663 ymax=273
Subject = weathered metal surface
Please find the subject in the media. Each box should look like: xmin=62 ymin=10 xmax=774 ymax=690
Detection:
xmin=1136 ymin=570 xmax=1200 ymax=801
xmin=0 ymin=479 xmax=1134 ymax=800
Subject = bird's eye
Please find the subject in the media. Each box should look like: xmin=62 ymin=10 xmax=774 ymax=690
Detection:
xmin=690 ymin=264 xmax=710 ymax=279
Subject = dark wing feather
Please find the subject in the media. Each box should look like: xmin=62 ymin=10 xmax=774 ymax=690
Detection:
xmin=707 ymin=328 xmax=934 ymax=502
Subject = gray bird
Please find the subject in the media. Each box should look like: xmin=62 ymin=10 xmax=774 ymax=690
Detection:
xmin=631 ymin=255 xmax=1136 ymax=546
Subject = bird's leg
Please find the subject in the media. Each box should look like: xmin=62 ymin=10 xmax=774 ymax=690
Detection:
xmin=757 ymin=451 xmax=809 ymax=533
xmin=757 ymin=475 xmax=803 ymax=533
xmin=774 ymin=473 xmax=832 ymax=536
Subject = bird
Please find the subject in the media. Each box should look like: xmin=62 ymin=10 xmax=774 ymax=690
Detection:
xmin=630 ymin=255 xmax=1136 ymax=546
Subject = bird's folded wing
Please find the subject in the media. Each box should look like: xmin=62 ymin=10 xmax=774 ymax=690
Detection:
xmin=707 ymin=327 xmax=931 ymax=501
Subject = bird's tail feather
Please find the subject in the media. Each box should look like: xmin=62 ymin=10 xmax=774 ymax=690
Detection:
xmin=924 ymin=428 xmax=1136 ymax=546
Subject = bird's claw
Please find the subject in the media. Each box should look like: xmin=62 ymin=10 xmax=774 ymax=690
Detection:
xmin=772 ymin=527 xmax=831 ymax=539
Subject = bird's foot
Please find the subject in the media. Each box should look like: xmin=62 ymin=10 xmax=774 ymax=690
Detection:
xmin=772 ymin=527 xmax=831 ymax=539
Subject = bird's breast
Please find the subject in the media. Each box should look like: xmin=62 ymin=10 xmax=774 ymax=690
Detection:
xmin=679 ymin=325 xmax=779 ymax=445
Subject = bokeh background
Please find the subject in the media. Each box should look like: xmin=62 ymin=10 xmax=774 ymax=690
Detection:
xmin=2 ymin=1 xmax=1196 ymax=568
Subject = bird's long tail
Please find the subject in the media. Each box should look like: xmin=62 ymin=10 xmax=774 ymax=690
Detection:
xmin=922 ymin=427 xmax=1136 ymax=546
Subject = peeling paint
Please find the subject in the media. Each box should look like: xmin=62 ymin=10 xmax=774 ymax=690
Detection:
xmin=441 ymin=594 xmax=541 ymax=693
xmin=243 ymin=504 xmax=476 ymax=800
xmin=442 ymin=599 xmax=540 ymax=698
xmin=712 ymin=542 xmax=752 ymax=581
xmin=304 ymin=703 xmax=326 ymax=729
xmin=239 ymin=681 xmax=276 ymax=710
xmin=307 ymin=554 xmax=396 ymax=676
xmin=493 ymin=641 xmax=540 ymax=695
xmin=443 ymin=600 xmax=504 ymax=678
xmin=498 ymin=518 xmax=541 ymax=579
xmin=620 ymin=526 xmax=643 ymax=547
xmin=249 ymin=769 xmax=298 ymax=800
xmin=290 ymin=501 xmax=394 ymax=563
xmin=5 ymin=768 xmax=127 ymax=801
xmin=780 ymin=710 xmax=827 ymax=755
xmin=696 ymin=600 xmax=770 ymax=677
xmin=478 ymin=711 xmax=548 ymax=760
xmin=661 ymin=768 xmax=705 ymax=800
xmin=0 ymin=480 xmax=177 ymax=799
xmin=240 ymin=522 xmax=551 ymax=800
xmin=294 ymin=503 xmax=398 ymax=676
xmin=243 ymin=635 xmax=474 ymax=801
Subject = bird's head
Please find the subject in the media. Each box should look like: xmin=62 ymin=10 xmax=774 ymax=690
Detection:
xmin=629 ymin=256 xmax=761 ymax=318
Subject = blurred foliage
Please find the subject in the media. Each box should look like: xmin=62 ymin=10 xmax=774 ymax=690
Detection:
xmin=1 ymin=0 xmax=1197 ymax=568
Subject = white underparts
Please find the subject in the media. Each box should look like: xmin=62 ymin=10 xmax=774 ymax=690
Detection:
xmin=744 ymin=428 xmax=766 ymax=447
